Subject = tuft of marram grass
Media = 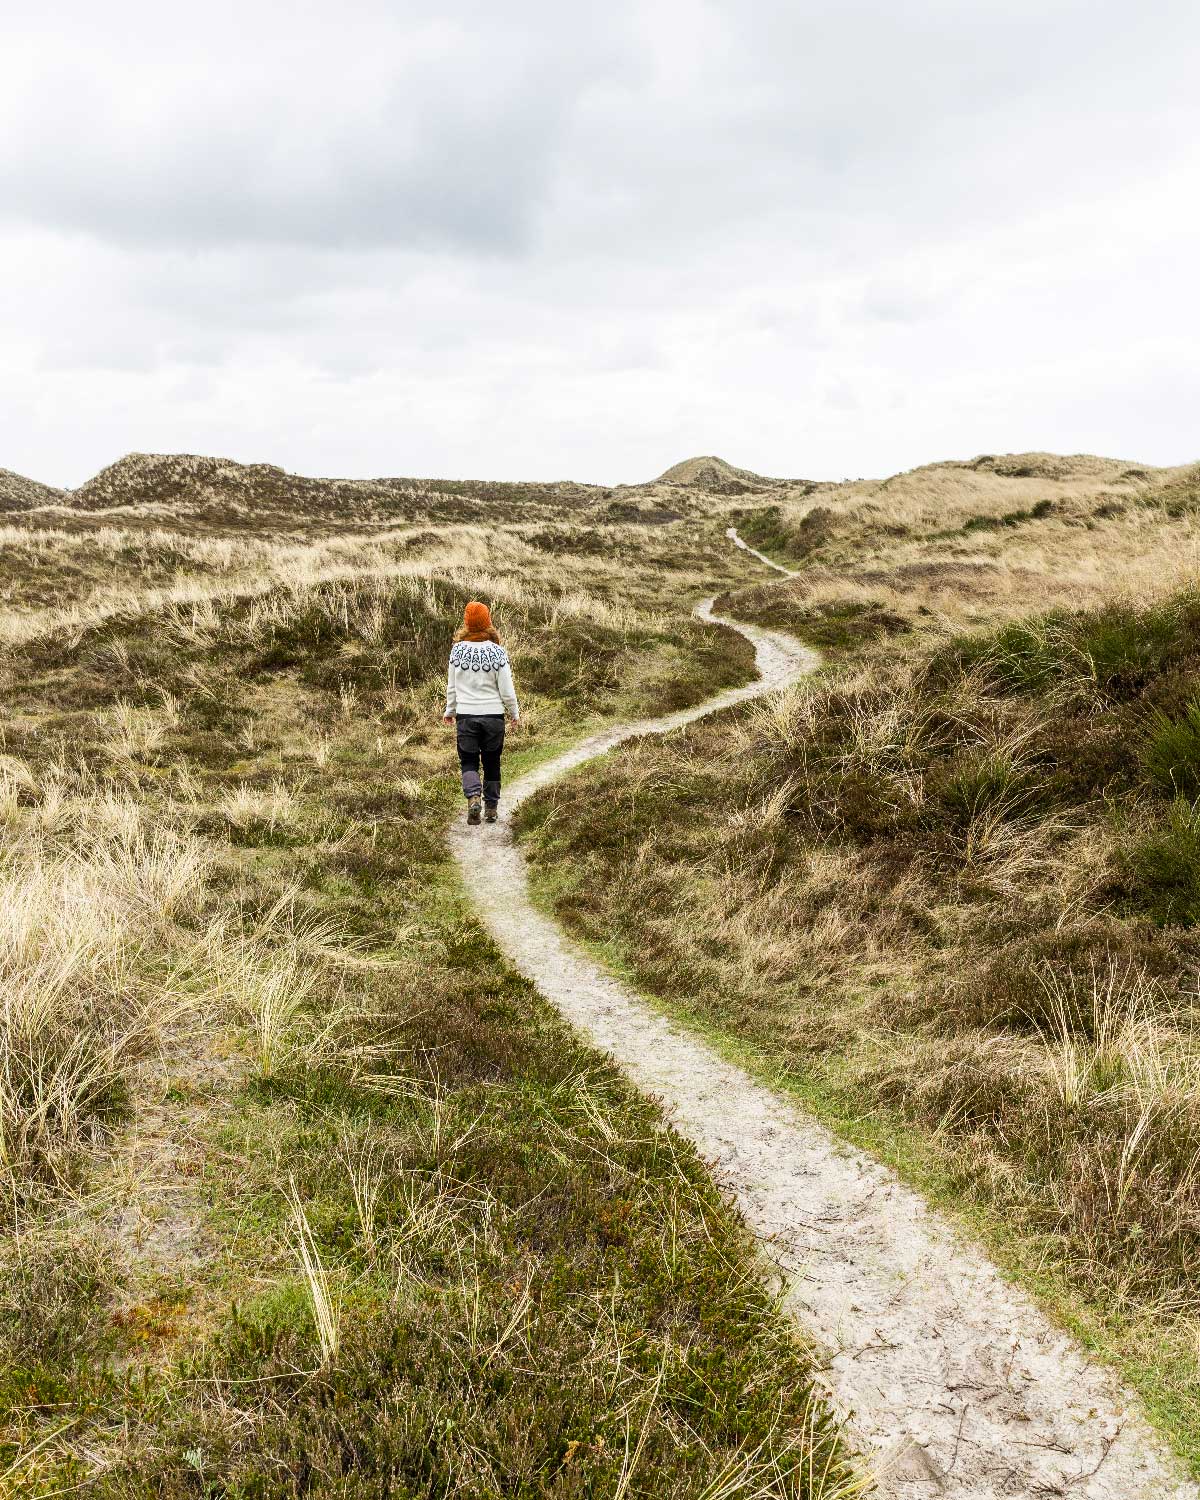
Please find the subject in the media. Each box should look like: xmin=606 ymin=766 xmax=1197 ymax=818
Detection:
xmin=286 ymin=1178 xmax=342 ymax=1367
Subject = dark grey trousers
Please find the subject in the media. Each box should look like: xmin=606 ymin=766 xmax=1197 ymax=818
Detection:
xmin=456 ymin=714 xmax=505 ymax=804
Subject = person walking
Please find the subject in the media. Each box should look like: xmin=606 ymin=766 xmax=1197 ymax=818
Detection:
xmin=443 ymin=600 xmax=520 ymax=825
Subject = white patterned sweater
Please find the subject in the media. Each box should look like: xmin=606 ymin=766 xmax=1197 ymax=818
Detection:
xmin=444 ymin=641 xmax=521 ymax=719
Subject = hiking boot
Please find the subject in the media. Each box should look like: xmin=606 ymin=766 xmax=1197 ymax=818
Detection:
xmin=467 ymin=795 xmax=482 ymax=825
xmin=484 ymin=803 xmax=498 ymax=823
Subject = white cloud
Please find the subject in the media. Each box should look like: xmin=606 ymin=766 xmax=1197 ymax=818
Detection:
xmin=0 ymin=0 xmax=1197 ymax=486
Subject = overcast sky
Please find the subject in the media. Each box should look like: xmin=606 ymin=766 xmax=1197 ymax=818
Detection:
xmin=2 ymin=0 xmax=1198 ymax=487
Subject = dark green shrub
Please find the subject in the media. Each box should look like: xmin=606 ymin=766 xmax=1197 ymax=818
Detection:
xmin=1141 ymin=698 xmax=1200 ymax=798
xmin=735 ymin=503 xmax=838 ymax=561
xmin=1075 ymin=603 xmax=1180 ymax=699
xmin=961 ymin=499 xmax=1055 ymax=534
xmin=978 ymin=617 xmax=1069 ymax=693
xmin=929 ymin=748 xmax=1030 ymax=825
xmin=930 ymin=592 xmax=1200 ymax=703
xmin=1123 ymin=798 xmax=1200 ymax=925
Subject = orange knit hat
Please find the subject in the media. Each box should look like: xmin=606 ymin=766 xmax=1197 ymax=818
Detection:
xmin=463 ymin=600 xmax=492 ymax=634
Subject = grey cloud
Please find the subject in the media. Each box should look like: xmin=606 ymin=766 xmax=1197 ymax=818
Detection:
xmin=2 ymin=1 xmax=635 ymax=253
xmin=5 ymin=0 xmax=1194 ymax=262
xmin=0 ymin=0 xmax=1197 ymax=488
xmin=860 ymin=279 xmax=951 ymax=324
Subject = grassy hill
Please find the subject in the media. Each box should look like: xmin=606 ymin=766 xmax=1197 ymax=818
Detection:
xmin=6 ymin=440 xmax=1199 ymax=1484
xmin=517 ymin=448 xmax=1200 ymax=1463
xmin=721 ymin=452 xmax=1200 ymax=646
xmin=0 ymin=466 xmax=66 ymax=512
xmin=0 ymin=457 xmax=861 ymax=1496
xmin=654 ymin=454 xmax=786 ymax=492
xmin=59 ymin=451 xmax=612 ymax=532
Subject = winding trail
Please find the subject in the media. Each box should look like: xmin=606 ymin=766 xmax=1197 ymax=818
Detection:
xmin=726 ymin=522 xmax=798 ymax=576
xmin=449 ymin=533 xmax=1197 ymax=1499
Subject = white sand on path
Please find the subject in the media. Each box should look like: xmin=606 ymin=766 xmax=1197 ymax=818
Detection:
xmin=449 ymin=533 xmax=1197 ymax=1498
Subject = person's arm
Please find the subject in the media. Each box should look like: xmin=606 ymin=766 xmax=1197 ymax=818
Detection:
xmin=443 ymin=659 xmax=456 ymax=721
xmin=498 ymin=661 xmax=520 ymax=722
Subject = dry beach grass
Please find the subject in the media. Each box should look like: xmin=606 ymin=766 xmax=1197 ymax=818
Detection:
xmin=518 ymin=451 xmax=1200 ymax=1463
xmin=4 ymin=442 xmax=1200 ymax=1489
xmin=0 ymin=454 xmax=856 ymax=1497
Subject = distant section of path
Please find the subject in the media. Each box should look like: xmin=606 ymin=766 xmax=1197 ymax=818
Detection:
xmin=725 ymin=522 xmax=797 ymax=576
xmin=448 ymin=530 xmax=1197 ymax=1499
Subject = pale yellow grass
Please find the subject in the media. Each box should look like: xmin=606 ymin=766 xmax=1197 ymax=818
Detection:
xmin=0 ymin=519 xmax=691 ymax=662
xmin=287 ymin=1180 xmax=342 ymax=1366
xmin=0 ymin=790 xmax=207 ymax=1191
xmin=0 ymin=526 xmax=485 ymax=646
xmin=721 ymin=454 xmax=1200 ymax=636
xmin=0 ymin=758 xmax=341 ymax=1216
xmin=219 ymin=778 xmax=297 ymax=832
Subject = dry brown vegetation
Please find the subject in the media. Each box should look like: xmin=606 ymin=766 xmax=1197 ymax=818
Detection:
xmin=0 ymin=468 xmax=66 ymax=513
xmin=9 ymin=439 xmax=1200 ymax=1487
xmin=721 ymin=450 xmax=1200 ymax=640
xmin=0 ymin=452 xmax=862 ymax=1497
xmin=518 ymin=450 xmax=1200 ymax=1463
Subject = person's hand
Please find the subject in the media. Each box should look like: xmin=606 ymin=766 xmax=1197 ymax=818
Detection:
xmin=442 ymin=715 xmax=455 ymax=727
xmin=509 ymin=718 xmax=521 ymax=733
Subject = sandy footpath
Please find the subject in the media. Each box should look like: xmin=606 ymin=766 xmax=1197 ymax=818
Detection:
xmin=449 ymin=536 xmax=1197 ymax=1498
